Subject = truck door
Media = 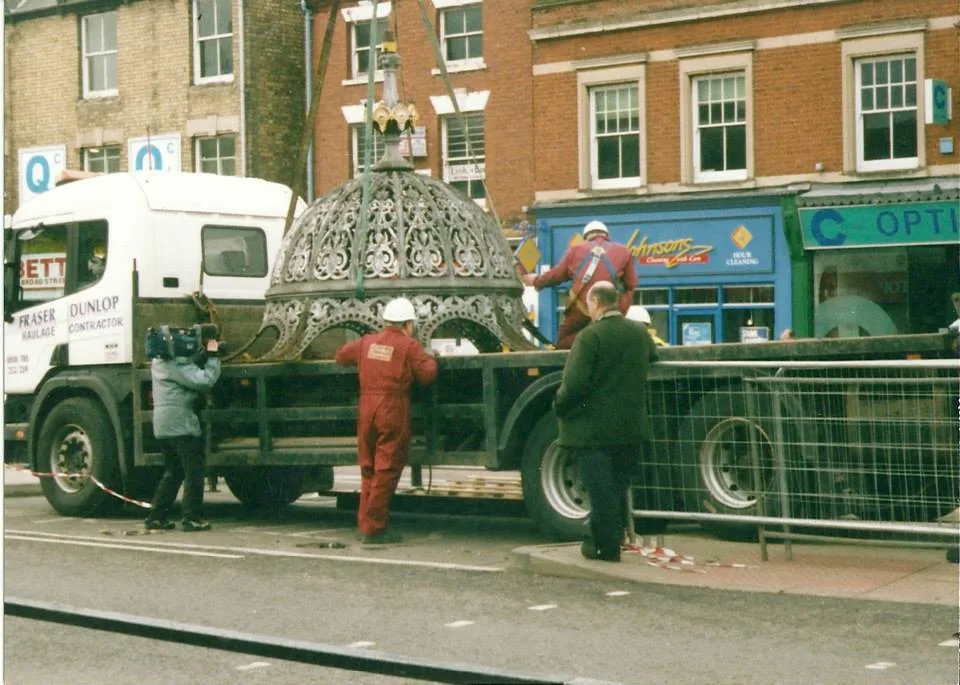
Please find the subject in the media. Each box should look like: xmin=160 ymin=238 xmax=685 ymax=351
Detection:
xmin=3 ymin=224 xmax=70 ymax=394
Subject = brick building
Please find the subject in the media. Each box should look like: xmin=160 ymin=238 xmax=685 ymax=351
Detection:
xmin=307 ymin=0 xmax=535 ymax=233
xmin=3 ymin=0 xmax=307 ymax=214
xmin=528 ymin=0 xmax=959 ymax=343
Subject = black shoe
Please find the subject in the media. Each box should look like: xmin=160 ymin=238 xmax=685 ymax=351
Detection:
xmin=181 ymin=519 xmax=212 ymax=532
xmin=144 ymin=518 xmax=175 ymax=531
xmin=362 ymin=530 xmax=403 ymax=544
xmin=581 ymin=538 xmax=620 ymax=562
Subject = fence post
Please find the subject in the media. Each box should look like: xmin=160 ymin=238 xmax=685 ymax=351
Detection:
xmin=770 ymin=371 xmax=793 ymax=561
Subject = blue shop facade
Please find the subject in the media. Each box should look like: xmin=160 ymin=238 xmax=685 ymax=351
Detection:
xmin=532 ymin=194 xmax=795 ymax=346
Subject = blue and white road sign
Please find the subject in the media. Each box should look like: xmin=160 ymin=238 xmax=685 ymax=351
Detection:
xmin=18 ymin=145 xmax=66 ymax=206
xmin=127 ymin=134 xmax=182 ymax=172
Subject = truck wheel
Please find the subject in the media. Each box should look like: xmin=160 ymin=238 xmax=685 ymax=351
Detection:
xmin=674 ymin=391 xmax=780 ymax=541
xmin=521 ymin=413 xmax=589 ymax=540
xmin=36 ymin=398 xmax=120 ymax=517
xmin=224 ymin=467 xmax=310 ymax=507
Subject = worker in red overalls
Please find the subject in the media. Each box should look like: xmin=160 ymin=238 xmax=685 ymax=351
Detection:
xmin=523 ymin=220 xmax=637 ymax=349
xmin=335 ymin=297 xmax=438 ymax=544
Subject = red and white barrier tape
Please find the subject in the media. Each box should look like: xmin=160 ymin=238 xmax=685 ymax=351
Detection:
xmin=15 ymin=466 xmax=152 ymax=509
xmin=622 ymin=543 xmax=753 ymax=572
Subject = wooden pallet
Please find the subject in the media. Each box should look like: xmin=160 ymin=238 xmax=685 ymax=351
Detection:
xmin=405 ymin=476 xmax=523 ymax=500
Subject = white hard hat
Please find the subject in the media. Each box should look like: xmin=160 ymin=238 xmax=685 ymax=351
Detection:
xmin=383 ymin=297 xmax=416 ymax=323
xmin=626 ymin=305 xmax=651 ymax=326
xmin=583 ymin=220 xmax=608 ymax=237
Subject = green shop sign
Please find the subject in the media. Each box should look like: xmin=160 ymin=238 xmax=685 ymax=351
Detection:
xmin=799 ymin=201 xmax=958 ymax=249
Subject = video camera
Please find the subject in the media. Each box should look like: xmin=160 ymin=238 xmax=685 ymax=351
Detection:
xmin=145 ymin=324 xmax=225 ymax=360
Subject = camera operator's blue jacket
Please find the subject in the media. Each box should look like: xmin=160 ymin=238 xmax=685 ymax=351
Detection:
xmin=151 ymin=356 xmax=222 ymax=439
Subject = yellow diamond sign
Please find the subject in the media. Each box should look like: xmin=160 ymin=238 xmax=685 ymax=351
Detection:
xmin=731 ymin=225 xmax=753 ymax=249
xmin=514 ymin=238 xmax=541 ymax=275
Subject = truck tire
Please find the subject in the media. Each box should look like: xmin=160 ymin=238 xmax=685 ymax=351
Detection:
xmin=36 ymin=397 xmax=120 ymax=517
xmin=674 ymin=390 xmax=782 ymax=541
xmin=521 ymin=413 xmax=589 ymax=540
xmin=224 ymin=467 xmax=314 ymax=508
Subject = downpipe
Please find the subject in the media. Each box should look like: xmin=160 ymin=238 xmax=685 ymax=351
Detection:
xmin=301 ymin=0 xmax=314 ymax=202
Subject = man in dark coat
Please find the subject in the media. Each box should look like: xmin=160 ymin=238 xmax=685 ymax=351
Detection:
xmin=553 ymin=281 xmax=658 ymax=561
xmin=335 ymin=297 xmax=438 ymax=544
xmin=522 ymin=220 xmax=637 ymax=350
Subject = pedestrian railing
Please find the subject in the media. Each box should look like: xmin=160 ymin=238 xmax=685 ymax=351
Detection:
xmin=634 ymin=359 xmax=960 ymax=559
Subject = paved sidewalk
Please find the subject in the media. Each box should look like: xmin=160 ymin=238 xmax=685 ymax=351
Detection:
xmin=4 ymin=464 xmax=42 ymax=498
xmin=514 ymin=532 xmax=960 ymax=606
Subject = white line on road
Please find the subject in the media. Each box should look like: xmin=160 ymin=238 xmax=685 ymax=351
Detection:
xmin=527 ymin=604 xmax=557 ymax=611
xmin=444 ymin=620 xmax=475 ymax=628
xmin=5 ymin=529 xmax=504 ymax=573
xmin=347 ymin=641 xmax=376 ymax=649
xmin=235 ymin=662 xmax=270 ymax=671
xmin=605 ymin=591 xmax=630 ymax=597
xmin=864 ymin=662 xmax=897 ymax=670
xmin=4 ymin=534 xmax=243 ymax=559
xmin=938 ymin=638 xmax=959 ymax=647
xmin=30 ymin=518 xmax=67 ymax=525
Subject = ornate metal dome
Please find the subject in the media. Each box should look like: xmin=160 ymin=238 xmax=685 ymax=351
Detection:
xmin=253 ymin=36 xmax=533 ymax=360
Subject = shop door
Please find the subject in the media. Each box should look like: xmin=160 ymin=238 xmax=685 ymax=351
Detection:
xmin=674 ymin=308 xmax=719 ymax=346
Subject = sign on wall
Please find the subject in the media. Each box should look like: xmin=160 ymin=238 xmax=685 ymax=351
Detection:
xmin=799 ymin=202 xmax=958 ymax=249
xmin=398 ymin=126 xmax=428 ymax=158
xmin=924 ymin=79 xmax=951 ymax=125
xmin=550 ymin=216 xmax=776 ymax=277
xmin=127 ymin=134 xmax=181 ymax=172
xmin=18 ymin=145 xmax=66 ymax=205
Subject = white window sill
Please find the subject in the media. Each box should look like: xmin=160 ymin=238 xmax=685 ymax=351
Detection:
xmin=693 ymin=170 xmax=750 ymax=184
xmin=432 ymin=59 xmax=487 ymax=75
xmin=856 ymin=157 xmax=919 ymax=173
xmin=343 ymin=73 xmax=385 ymax=86
xmin=590 ymin=177 xmax=643 ymax=191
xmin=433 ymin=0 xmax=481 ymax=8
xmin=685 ymin=177 xmax=757 ymax=191
xmin=82 ymin=89 xmax=119 ymax=100
xmin=194 ymin=75 xmax=235 ymax=86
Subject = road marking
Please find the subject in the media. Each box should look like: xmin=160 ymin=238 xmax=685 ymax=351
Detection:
xmin=235 ymin=662 xmax=270 ymax=671
xmin=938 ymin=638 xmax=959 ymax=647
xmin=528 ymin=604 xmax=557 ymax=611
xmin=347 ymin=641 xmax=376 ymax=649
xmin=31 ymin=518 xmax=66 ymax=525
xmin=864 ymin=662 xmax=896 ymax=670
xmin=4 ymin=534 xmax=243 ymax=559
xmin=605 ymin=591 xmax=630 ymax=597
xmin=445 ymin=620 xmax=474 ymax=628
xmin=5 ymin=529 xmax=504 ymax=573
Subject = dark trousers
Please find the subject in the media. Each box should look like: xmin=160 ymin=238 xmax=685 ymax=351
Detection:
xmin=577 ymin=446 xmax=634 ymax=556
xmin=150 ymin=436 xmax=206 ymax=522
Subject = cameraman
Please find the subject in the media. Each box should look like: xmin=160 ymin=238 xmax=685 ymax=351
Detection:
xmin=145 ymin=325 xmax=221 ymax=532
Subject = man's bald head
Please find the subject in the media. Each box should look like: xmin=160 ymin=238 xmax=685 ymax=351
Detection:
xmin=587 ymin=281 xmax=618 ymax=321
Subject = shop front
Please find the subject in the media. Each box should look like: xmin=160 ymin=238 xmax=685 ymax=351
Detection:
xmin=533 ymin=196 xmax=794 ymax=346
xmin=797 ymin=179 xmax=959 ymax=338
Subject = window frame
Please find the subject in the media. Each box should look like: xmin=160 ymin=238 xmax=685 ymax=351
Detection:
xmin=588 ymin=83 xmax=642 ymax=190
xmin=351 ymin=125 xmax=386 ymax=177
xmin=80 ymin=12 xmax=118 ymax=99
xmin=576 ymin=61 xmax=646 ymax=191
xmin=441 ymin=112 xmax=487 ymax=206
xmin=691 ymin=72 xmax=748 ymax=183
xmin=193 ymin=0 xmax=234 ymax=85
xmin=440 ymin=3 xmax=483 ymax=70
xmin=201 ymin=225 xmax=269 ymax=278
xmin=841 ymin=30 xmax=925 ymax=174
xmin=83 ymin=146 xmax=121 ymax=173
xmin=678 ymin=49 xmax=753 ymax=185
xmin=195 ymin=134 xmax=238 ymax=176
xmin=351 ymin=17 xmax=388 ymax=80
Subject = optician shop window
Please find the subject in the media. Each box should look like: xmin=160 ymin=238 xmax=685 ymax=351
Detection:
xmin=814 ymin=245 xmax=959 ymax=338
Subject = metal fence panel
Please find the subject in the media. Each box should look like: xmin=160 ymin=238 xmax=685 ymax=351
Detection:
xmin=635 ymin=360 xmax=960 ymax=544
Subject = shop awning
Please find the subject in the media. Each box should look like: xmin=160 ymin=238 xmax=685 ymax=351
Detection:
xmin=797 ymin=176 xmax=959 ymax=249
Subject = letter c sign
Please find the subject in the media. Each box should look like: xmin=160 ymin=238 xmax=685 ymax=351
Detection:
xmin=18 ymin=145 xmax=66 ymax=206
xmin=810 ymin=209 xmax=847 ymax=247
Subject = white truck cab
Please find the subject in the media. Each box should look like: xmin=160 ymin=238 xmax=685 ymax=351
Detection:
xmin=3 ymin=172 xmax=301 ymax=514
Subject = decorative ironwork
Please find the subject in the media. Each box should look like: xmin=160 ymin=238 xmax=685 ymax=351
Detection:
xmin=253 ymin=31 xmax=534 ymax=360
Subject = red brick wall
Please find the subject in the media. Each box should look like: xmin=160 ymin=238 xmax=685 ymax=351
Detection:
xmin=310 ymin=0 xmax=535 ymax=225
xmin=532 ymin=0 xmax=959 ymax=191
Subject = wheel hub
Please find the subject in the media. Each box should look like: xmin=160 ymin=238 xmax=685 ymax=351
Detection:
xmin=540 ymin=441 xmax=590 ymax=520
xmin=51 ymin=427 xmax=92 ymax=494
xmin=699 ymin=417 xmax=772 ymax=510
